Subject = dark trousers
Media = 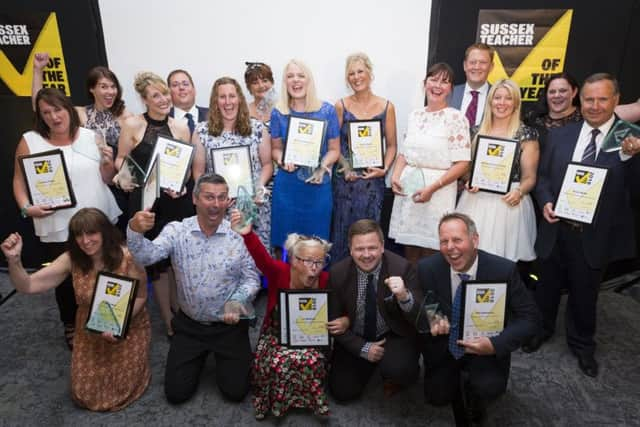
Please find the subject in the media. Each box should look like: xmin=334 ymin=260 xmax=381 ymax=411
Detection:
xmin=536 ymin=224 xmax=602 ymax=356
xmin=44 ymin=242 xmax=76 ymax=325
xmin=328 ymin=332 xmax=419 ymax=402
xmin=421 ymin=336 xmax=509 ymax=407
xmin=164 ymin=311 xmax=252 ymax=404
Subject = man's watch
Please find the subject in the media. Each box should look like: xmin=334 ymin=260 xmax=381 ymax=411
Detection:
xmin=20 ymin=203 xmax=32 ymax=218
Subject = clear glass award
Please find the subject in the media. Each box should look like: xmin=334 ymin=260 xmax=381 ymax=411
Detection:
xmin=236 ymin=185 xmax=258 ymax=228
xmin=414 ymin=291 xmax=444 ymax=334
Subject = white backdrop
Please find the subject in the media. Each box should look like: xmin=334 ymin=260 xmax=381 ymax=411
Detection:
xmin=99 ymin=0 xmax=431 ymax=138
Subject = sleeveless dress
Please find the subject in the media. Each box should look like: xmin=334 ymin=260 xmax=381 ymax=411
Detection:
xmin=330 ymin=100 xmax=388 ymax=262
xmin=388 ymin=107 xmax=470 ymax=249
xmin=70 ymin=249 xmax=151 ymax=411
xmin=195 ymin=119 xmax=272 ymax=250
xmin=269 ymin=102 xmax=340 ymax=247
xmin=23 ymin=128 xmax=122 ymax=243
xmin=456 ymin=124 xmax=538 ymax=261
xmin=129 ymin=113 xmax=195 ymax=241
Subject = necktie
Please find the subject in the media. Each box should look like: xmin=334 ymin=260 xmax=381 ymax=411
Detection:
xmin=581 ymin=128 xmax=600 ymax=163
xmin=449 ymin=273 xmax=471 ymax=359
xmin=364 ymin=274 xmax=377 ymax=341
xmin=185 ymin=112 xmax=195 ymax=136
xmin=465 ymin=90 xmax=479 ymax=126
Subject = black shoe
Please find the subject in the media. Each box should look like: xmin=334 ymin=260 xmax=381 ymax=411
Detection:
xmin=466 ymin=396 xmax=487 ymax=427
xmin=521 ymin=334 xmax=548 ymax=353
xmin=577 ymin=353 xmax=599 ymax=377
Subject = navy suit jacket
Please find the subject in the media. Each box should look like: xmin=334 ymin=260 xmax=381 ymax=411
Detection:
xmin=169 ymin=105 xmax=209 ymax=122
xmin=416 ymin=250 xmax=539 ymax=364
xmin=533 ymin=119 xmax=639 ymax=268
xmin=449 ymin=84 xmax=466 ymax=110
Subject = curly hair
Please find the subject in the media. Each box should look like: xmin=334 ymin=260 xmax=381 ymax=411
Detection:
xmin=67 ymin=208 xmax=124 ymax=274
xmin=207 ymin=77 xmax=252 ymax=137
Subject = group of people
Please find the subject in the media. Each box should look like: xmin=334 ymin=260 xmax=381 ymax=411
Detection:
xmin=2 ymin=42 xmax=640 ymax=426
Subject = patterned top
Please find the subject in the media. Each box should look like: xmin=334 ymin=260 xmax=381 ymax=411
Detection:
xmin=85 ymin=104 xmax=121 ymax=150
xmin=471 ymin=123 xmax=539 ymax=182
xmin=533 ymin=109 xmax=582 ymax=130
xmin=127 ymin=216 xmax=260 ymax=322
xmin=399 ymin=107 xmax=470 ymax=169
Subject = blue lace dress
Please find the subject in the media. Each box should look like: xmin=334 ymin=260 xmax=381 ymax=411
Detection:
xmin=269 ymin=102 xmax=340 ymax=247
xmin=330 ymin=100 xmax=388 ymax=262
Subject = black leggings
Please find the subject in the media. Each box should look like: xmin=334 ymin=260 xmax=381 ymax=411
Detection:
xmin=43 ymin=242 xmax=76 ymax=325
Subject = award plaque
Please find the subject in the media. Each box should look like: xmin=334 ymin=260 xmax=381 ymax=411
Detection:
xmin=399 ymin=166 xmax=425 ymax=196
xmin=347 ymin=119 xmax=384 ymax=170
xmin=210 ymin=145 xmax=254 ymax=197
xmin=19 ymin=149 xmax=76 ymax=209
xmin=413 ymin=290 xmax=444 ymax=334
xmin=602 ymin=120 xmax=640 ymax=153
xmin=459 ymin=281 xmax=507 ymax=341
xmin=85 ymin=271 xmax=138 ymax=339
xmin=280 ymin=289 xmax=330 ymax=348
xmin=141 ymin=156 xmax=160 ymax=211
xmin=554 ymin=162 xmax=609 ymax=225
xmin=469 ymin=135 xmax=518 ymax=194
xmin=282 ymin=116 xmax=327 ymax=168
xmin=148 ymin=136 xmax=194 ymax=192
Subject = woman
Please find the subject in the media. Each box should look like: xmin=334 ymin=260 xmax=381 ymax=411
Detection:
xmin=457 ymin=79 xmax=539 ymax=262
xmin=33 ymin=53 xmax=133 ymax=229
xmin=13 ymin=88 xmax=121 ymax=349
xmin=330 ymin=52 xmax=398 ymax=263
xmin=115 ymin=71 xmax=191 ymax=337
xmin=525 ymin=72 xmax=581 ymax=135
xmin=388 ymin=63 xmax=471 ymax=265
xmin=230 ymin=210 xmax=346 ymax=419
xmin=192 ymin=77 xmax=273 ymax=249
xmin=270 ymin=59 xmax=340 ymax=250
xmin=244 ymin=62 xmax=276 ymax=124
xmin=1 ymin=208 xmax=150 ymax=411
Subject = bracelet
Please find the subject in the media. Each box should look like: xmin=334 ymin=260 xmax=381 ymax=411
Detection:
xmin=20 ymin=203 xmax=32 ymax=218
xmin=322 ymin=165 xmax=332 ymax=176
xmin=516 ymin=188 xmax=524 ymax=198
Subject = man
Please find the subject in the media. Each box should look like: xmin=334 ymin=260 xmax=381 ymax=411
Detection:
xmin=449 ymin=43 xmax=494 ymax=127
xmin=417 ymin=213 xmax=539 ymax=426
xmin=127 ymin=173 xmax=260 ymax=404
xmin=328 ymin=219 xmax=420 ymax=401
xmin=528 ymin=73 xmax=640 ymax=377
xmin=167 ymin=69 xmax=208 ymax=135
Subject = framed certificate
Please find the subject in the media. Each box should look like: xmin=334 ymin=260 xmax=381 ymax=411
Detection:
xmin=141 ymin=155 xmax=160 ymax=211
xmin=459 ymin=281 xmax=507 ymax=341
xmin=601 ymin=119 xmax=640 ymax=153
xmin=19 ymin=149 xmax=76 ymax=209
xmin=469 ymin=135 xmax=518 ymax=194
xmin=210 ymin=146 xmax=254 ymax=197
xmin=85 ymin=271 xmax=139 ymax=339
xmin=554 ymin=162 xmax=609 ymax=225
xmin=279 ymin=289 xmax=330 ymax=348
xmin=148 ymin=136 xmax=194 ymax=192
xmin=282 ymin=116 xmax=327 ymax=168
xmin=347 ymin=119 xmax=384 ymax=170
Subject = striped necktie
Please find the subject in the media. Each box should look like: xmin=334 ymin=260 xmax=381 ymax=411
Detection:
xmin=449 ymin=273 xmax=471 ymax=359
xmin=581 ymin=128 xmax=600 ymax=163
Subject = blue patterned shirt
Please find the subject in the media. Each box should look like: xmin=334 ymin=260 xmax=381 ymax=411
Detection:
xmin=127 ymin=216 xmax=260 ymax=322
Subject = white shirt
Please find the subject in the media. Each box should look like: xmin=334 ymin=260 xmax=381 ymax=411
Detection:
xmin=571 ymin=115 xmax=615 ymax=162
xmin=449 ymin=255 xmax=479 ymax=303
xmin=460 ymin=82 xmax=490 ymax=126
xmin=173 ymin=105 xmax=199 ymax=122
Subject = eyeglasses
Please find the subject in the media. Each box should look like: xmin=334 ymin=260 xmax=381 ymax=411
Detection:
xmin=295 ymin=256 xmax=325 ymax=269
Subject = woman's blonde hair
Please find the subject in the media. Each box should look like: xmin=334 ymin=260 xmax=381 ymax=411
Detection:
xmin=475 ymin=79 xmax=522 ymax=148
xmin=344 ymin=52 xmax=374 ymax=88
xmin=275 ymin=59 xmax=322 ymax=114
xmin=284 ymin=233 xmax=332 ymax=259
xmin=134 ymin=71 xmax=170 ymax=99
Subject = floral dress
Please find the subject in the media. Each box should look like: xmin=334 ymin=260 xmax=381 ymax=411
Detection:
xmin=195 ymin=119 xmax=272 ymax=250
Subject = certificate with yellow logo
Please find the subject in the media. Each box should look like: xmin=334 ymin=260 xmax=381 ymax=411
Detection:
xmin=148 ymin=136 xmax=194 ymax=192
xmin=19 ymin=149 xmax=76 ymax=209
xmin=210 ymin=145 xmax=253 ymax=198
xmin=459 ymin=281 xmax=507 ymax=341
xmin=348 ymin=119 xmax=384 ymax=170
xmin=469 ymin=135 xmax=518 ymax=194
xmin=86 ymin=272 xmax=138 ymax=339
xmin=283 ymin=116 xmax=326 ymax=168
xmin=279 ymin=289 xmax=330 ymax=348
xmin=554 ymin=162 xmax=608 ymax=224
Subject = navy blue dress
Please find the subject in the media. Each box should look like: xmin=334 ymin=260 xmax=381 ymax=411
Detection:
xmin=270 ymin=102 xmax=340 ymax=247
xmin=329 ymin=101 xmax=388 ymax=262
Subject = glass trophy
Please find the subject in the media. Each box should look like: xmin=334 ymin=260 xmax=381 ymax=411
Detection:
xmin=114 ymin=155 xmax=146 ymax=190
xmin=236 ymin=185 xmax=258 ymax=228
xmin=414 ymin=291 xmax=445 ymax=334
xmin=400 ymin=167 xmax=425 ymax=195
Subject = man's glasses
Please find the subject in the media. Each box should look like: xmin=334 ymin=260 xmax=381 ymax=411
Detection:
xmin=295 ymin=256 xmax=326 ymax=269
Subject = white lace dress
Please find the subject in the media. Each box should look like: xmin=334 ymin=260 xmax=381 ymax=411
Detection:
xmin=389 ymin=107 xmax=470 ymax=249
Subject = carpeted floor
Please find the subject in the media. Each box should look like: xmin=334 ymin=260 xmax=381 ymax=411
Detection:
xmin=1 ymin=273 xmax=639 ymax=426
